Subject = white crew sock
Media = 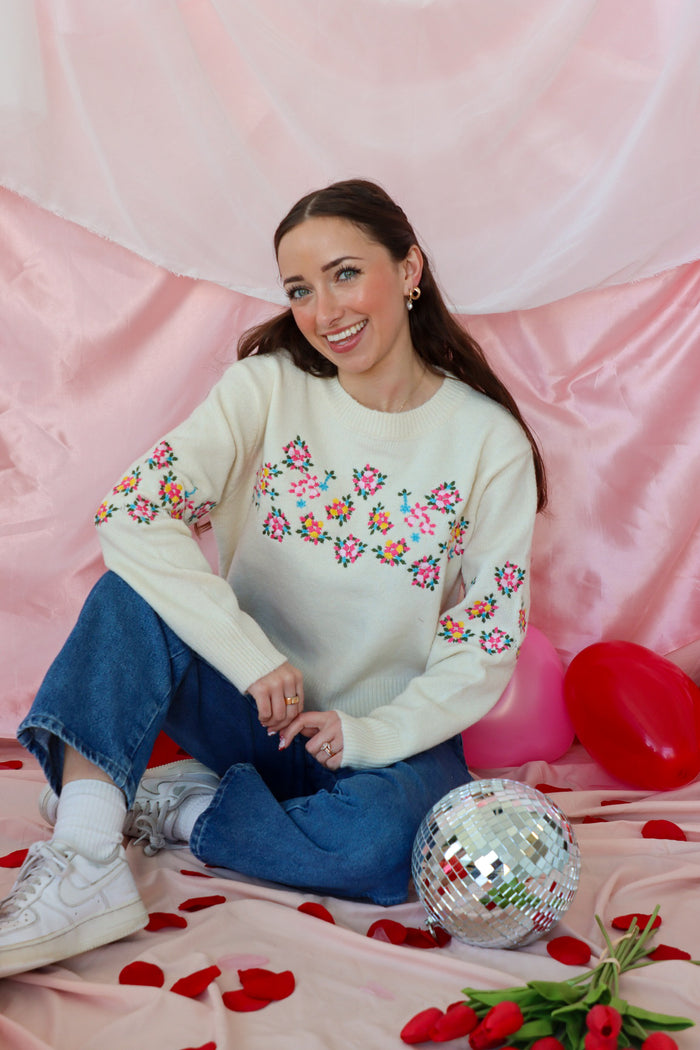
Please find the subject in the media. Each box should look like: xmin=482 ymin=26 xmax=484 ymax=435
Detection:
xmin=52 ymin=779 xmax=127 ymax=861
xmin=170 ymin=794 xmax=212 ymax=843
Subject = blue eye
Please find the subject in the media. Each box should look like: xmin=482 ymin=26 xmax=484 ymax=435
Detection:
xmin=286 ymin=285 xmax=309 ymax=301
xmin=337 ymin=266 xmax=360 ymax=281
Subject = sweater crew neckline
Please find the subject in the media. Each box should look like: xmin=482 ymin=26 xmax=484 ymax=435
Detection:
xmin=323 ymin=373 xmax=466 ymax=440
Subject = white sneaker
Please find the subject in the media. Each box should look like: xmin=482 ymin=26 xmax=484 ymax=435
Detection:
xmin=0 ymin=840 xmax=148 ymax=978
xmin=124 ymin=760 xmax=220 ymax=856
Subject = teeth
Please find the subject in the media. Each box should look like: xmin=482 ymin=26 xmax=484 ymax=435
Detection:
xmin=326 ymin=320 xmax=367 ymax=343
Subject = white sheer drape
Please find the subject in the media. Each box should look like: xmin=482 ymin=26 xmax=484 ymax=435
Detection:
xmin=1 ymin=0 xmax=699 ymax=310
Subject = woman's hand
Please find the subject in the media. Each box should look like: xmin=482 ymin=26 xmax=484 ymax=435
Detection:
xmin=247 ymin=661 xmax=304 ymax=733
xmin=279 ymin=709 xmax=344 ymax=770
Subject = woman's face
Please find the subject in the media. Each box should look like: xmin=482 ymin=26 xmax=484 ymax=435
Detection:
xmin=276 ymin=216 xmax=422 ymax=383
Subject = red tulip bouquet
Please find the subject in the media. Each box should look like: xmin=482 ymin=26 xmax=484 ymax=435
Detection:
xmin=401 ymin=909 xmax=695 ymax=1049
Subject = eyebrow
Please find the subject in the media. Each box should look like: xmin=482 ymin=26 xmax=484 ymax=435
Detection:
xmin=282 ymin=256 xmax=363 ymax=286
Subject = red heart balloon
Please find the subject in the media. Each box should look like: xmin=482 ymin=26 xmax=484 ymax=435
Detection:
xmin=564 ymin=641 xmax=700 ymax=790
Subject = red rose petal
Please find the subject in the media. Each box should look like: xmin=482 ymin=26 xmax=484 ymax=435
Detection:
xmin=400 ymin=1007 xmax=444 ymax=1045
xmin=546 ymin=935 xmax=592 ymax=966
xmin=641 ymin=820 xmax=687 ymax=841
xmin=430 ymin=1002 xmax=478 ymax=1041
xmin=611 ymin=912 xmax=662 ymax=931
xmin=119 ymin=961 xmax=165 ymax=987
xmin=582 ymin=815 xmax=608 ymax=824
xmin=0 ymin=761 xmax=23 ymax=770
xmin=0 ymin=848 xmax=29 ymax=868
xmin=647 ymin=943 xmax=692 ymax=961
xmin=431 ymin=926 xmax=452 ymax=947
xmin=180 ymin=868 xmax=215 ymax=878
xmin=366 ymin=918 xmax=407 ymax=944
xmin=535 ymin=783 xmax=572 ymax=793
xmin=145 ymin=912 xmax=188 ymax=931
xmin=179 ymin=1044 xmax=216 ymax=1050
xmin=178 ymin=895 xmax=227 ymax=912
xmin=238 ymin=967 xmax=295 ymax=1001
xmin=222 ymin=989 xmax=271 ymax=1012
xmin=601 ymin=799 xmax=630 ymax=806
xmin=297 ymin=901 xmax=336 ymax=924
xmin=404 ymin=927 xmax=441 ymax=949
xmin=171 ymin=964 xmax=221 ymax=998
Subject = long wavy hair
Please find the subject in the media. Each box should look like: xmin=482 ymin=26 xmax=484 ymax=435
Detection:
xmin=238 ymin=179 xmax=547 ymax=511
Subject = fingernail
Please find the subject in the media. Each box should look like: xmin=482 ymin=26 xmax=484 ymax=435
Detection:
xmin=278 ymin=736 xmax=286 ymax=750
xmin=267 ymin=729 xmax=276 ymax=737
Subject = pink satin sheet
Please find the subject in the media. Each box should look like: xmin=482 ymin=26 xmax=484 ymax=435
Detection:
xmin=1 ymin=188 xmax=698 ymax=736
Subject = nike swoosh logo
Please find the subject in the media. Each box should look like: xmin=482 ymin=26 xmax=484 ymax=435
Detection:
xmin=58 ymin=860 xmax=126 ymax=908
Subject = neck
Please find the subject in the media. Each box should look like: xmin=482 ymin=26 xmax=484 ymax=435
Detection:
xmin=340 ymin=360 xmax=433 ymax=414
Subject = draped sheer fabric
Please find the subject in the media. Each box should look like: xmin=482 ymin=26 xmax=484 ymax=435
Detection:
xmin=1 ymin=1 xmax=700 ymax=311
xmin=1 ymin=2 xmax=699 ymax=733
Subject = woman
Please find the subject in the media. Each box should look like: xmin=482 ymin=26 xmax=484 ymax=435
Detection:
xmin=0 ymin=179 xmax=546 ymax=977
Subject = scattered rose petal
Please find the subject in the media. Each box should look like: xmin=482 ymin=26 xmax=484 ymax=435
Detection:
xmin=145 ymin=912 xmax=188 ymax=932
xmin=547 ymin=935 xmax=592 ymax=966
xmin=404 ymin=927 xmax=441 ymax=949
xmin=582 ymin=815 xmax=608 ymax=824
xmin=179 ymin=1044 xmax=216 ymax=1050
xmin=430 ymin=926 xmax=452 ymax=947
xmin=0 ymin=848 xmax=29 ymax=868
xmin=178 ymin=895 xmax=227 ymax=912
xmin=535 ymin=783 xmax=572 ymax=793
xmin=180 ymin=868 xmax=215 ymax=878
xmin=119 ymin=961 xmax=165 ymax=987
xmin=238 ymin=967 xmax=295 ymax=1001
xmin=642 ymin=820 xmax=687 ymax=841
xmin=171 ymin=965 xmax=221 ymax=998
xmin=297 ymin=901 xmax=335 ymax=923
xmin=601 ymin=799 xmax=630 ymax=806
xmin=431 ymin=1002 xmax=478 ymax=1041
xmin=222 ymin=989 xmax=271 ymax=1012
xmin=0 ymin=760 xmax=23 ymax=770
xmin=611 ymin=913 xmax=661 ymax=931
xmin=366 ymin=918 xmax=407 ymax=944
xmin=401 ymin=1007 xmax=444 ymax=1045
xmin=647 ymin=943 xmax=692 ymax=961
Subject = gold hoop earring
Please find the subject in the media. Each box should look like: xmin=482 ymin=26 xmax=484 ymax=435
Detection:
xmin=406 ymin=287 xmax=421 ymax=311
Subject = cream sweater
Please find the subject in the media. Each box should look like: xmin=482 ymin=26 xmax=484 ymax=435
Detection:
xmin=95 ymin=351 xmax=537 ymax=769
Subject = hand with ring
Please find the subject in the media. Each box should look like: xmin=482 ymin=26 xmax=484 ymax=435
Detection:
xmin=248 ymin=661 xmax=305 ymax=733
xmin=278 ymin=709 xmax=344 ymax=769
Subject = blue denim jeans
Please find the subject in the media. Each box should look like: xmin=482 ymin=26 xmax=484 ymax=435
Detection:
xmin=18 ymin=572 xmax=470 ymax=905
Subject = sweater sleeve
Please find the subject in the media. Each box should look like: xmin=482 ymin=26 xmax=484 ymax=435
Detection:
xmin=336 ymin=437 xmax=538 ymax=769
xmin=94 ymin=357 xmax=288 ymax=692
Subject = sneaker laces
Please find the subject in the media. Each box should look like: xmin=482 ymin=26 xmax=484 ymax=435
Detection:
xmin=128 ymin=799 xmax=181 ymax=857
xmin=0 ymin=841 xmax=70 ymax=914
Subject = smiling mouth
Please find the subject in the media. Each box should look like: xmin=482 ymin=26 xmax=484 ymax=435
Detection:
xmin=325 ymin=320 xmax=367 ymax=344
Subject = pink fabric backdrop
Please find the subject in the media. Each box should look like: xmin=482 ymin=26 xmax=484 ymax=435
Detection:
xmin=2 ymin=187 xmax=698 ymax=736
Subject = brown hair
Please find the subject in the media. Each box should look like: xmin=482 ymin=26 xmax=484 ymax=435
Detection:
xmin=238 ymin=179 xmax=547 ymax=511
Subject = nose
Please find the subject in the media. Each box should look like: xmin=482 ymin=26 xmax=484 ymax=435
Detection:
xmin=315 ymin=286 xmax=343 ymax=331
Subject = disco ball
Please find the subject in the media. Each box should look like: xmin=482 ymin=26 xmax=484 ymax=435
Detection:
xmin=412 ymin=778 xmax=580 ymax=948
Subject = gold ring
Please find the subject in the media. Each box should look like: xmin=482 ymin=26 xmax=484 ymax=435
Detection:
xmin=284 ymin=695 xmax=300 ymax=706
xmin=321 ymin=742 xmax=334 ymax=757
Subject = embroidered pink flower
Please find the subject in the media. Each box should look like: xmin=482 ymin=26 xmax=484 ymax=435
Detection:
xmin=326 ymin=495 xmax=355 ymax=525
xmin=438 ymin=615 xmax=474 ymax=644
xmin=479 ymin=627 xmax=514 ymax=654
xmin=495 ymin=560 xmax=526 ymax=596
xmin=94 ymin=502 xmax=118 ymax=525
xmin=282 ymin=436 xmax=313 ymax=471
xmin=254 ymin=462 xmax=281 ymax=501
xmin=372 ymin=537 xmax=409 ymax=565
xmin=368 ymin=503 xmax=393 ymax=534
xmin=126 ymin=495 xmax=159 ymax=524
xmin=404 ymin=502 xmax=435 ymax=535
xmin=466 ymin=594 xmax=498 ymax=621
xmin=113 ymin=467 xmax=141 ymax=495
xmin=159 ymin=471 xmax=185 ymax=510
xmin=352 ymin=464 xmax=387 ymax=499
xmin=518 ymin=604 xmax=528 ymax=633
xmin=297 ymin=513 xmax=330 ymax=545
xmin=409 ymin=555 xmax=441 ymax=590
xmin=290 ymin=472 xmax=321 ymax=500
xmin=334 ymin=534 xmax=367 ymax=566
xmin=262 ymin=507 xmax=291 ymax=543
xmin=426 ymin=480 xmax=461 ymax=515
xmin=442 ymin=516 xmax=469 ymax=558
xmin=148 ymin=441 xmax=177 ymax=471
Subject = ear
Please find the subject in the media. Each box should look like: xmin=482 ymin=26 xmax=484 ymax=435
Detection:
xmin=402 ymin=245 xmax=423 ymax=292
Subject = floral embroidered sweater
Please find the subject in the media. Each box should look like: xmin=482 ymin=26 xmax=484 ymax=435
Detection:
xmin=95 ymin=350 xmax=537 ymax=770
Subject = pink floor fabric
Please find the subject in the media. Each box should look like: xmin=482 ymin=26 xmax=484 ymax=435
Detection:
xmin=1 ymin=740 xmax=699 ymax=1049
